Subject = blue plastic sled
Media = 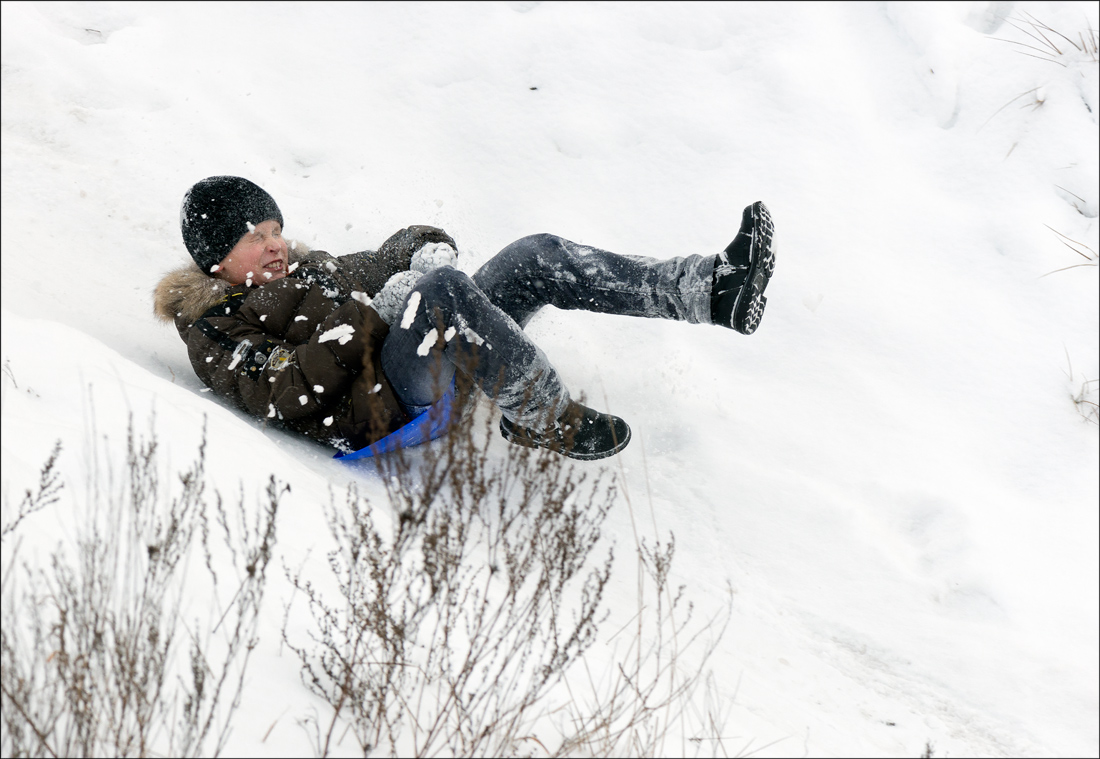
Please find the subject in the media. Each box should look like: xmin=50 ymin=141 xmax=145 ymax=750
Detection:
xmin=333 ymin=378 xmax=456 ymax=461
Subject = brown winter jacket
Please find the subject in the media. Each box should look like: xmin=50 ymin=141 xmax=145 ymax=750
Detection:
xmin=154 ymin=235 xmax=429 ymax=452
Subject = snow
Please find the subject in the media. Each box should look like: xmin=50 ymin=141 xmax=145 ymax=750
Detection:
xmin=226 ymin=346 xmax=245 ymax=370
xmin=411 ymin=241 xmax=459 ymax=272
xmin=464 ymin=326 xmax=488 ymax=347
xmin=317 ymin=323 xmax=355 ymax=345
xmin=401 ymin=289 xmax=422 ymax=328
xmin=417 ymin=327 xmax=440 ymax=357
xmin=2 ymin=2 xmax=1098 ymax=757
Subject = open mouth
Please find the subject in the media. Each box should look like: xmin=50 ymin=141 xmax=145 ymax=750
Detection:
xmin=261 ymin=259 xmax=286 ymax=279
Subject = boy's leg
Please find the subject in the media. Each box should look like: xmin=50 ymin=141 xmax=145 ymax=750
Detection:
xmin=471 ymin=233 xmax=716 ymax=328
xmin=380 ymin=267 xmax=571 ymax=428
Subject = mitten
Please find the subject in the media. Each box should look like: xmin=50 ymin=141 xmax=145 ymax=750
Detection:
xmin=368 ymin=270 xmax=423 ymax=326
xmin=376 ymin=225 xmax=457 ymax=263
xmin=410 ymin=242 xmax=458 ymax=273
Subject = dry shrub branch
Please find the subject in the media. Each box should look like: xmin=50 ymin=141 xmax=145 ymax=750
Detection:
xmin=0 ymin=417 xmax=281 ymax=758
xmin=284 ymin=352 xmax=732 ymax=757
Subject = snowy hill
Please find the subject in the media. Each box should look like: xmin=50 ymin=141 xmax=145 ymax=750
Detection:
xmin=2 ymin=2 xmax=1097 ymax=756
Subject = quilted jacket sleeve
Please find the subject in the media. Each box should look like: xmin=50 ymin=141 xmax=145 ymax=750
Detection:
xmin=301 ymin=225 xmax=456 ymax=297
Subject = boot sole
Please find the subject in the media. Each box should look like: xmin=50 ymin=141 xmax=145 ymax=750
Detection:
xmin=500 ymin=418 xmax=631 ymax=460
xmin=731 ymin=202 xmax=775 ymax=335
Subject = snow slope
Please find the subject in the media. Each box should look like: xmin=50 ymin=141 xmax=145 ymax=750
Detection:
xmin=2 ymin=2 xmax=1098 ymax=756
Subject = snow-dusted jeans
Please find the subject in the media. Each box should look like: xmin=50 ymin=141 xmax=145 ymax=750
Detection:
xmin=380 ymin=233 xmax=715 ymax=427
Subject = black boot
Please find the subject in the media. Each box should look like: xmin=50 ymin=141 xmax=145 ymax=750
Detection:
xmin=500 ymin=400 xmax=631 ymax=460
xmin=711 ymin=202 xmax=775 ymax=335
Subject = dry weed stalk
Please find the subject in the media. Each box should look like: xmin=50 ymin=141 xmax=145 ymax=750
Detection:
xmin=1041 ymin=225 xmax=1099 ymax=276
xmin=0 ymin=417 xmax=280 ymax=758
xmin=1061 ymin=350 xmax=1099 ymax=427
xmin=993 ymin=12 xmax=1100 ymax=66
xmin=285 ymin=375 xmax=616 ymax=757
xmin=0 ymin=441 xmax=63 ymax=542
xmin=1072 ymin=379 xmax=1099 ymax=425
xmin=544 ymin=435 xmax=733 ymax=758
xmin=284 ymin=349 xmax=732 ymax=757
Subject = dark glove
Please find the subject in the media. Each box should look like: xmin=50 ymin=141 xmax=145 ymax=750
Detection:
xmin=377 ymin=225 xmax=457 ymax=262
xmin=344 ymin=225 xmax=457 ymax=298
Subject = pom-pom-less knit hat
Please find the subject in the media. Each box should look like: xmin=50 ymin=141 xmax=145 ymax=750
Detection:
xmin=180 ymin=176 xmax=283 ymax=274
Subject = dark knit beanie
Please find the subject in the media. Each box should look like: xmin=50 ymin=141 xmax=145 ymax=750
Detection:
xmin=180 ymin=176 xmax=284 ymax=274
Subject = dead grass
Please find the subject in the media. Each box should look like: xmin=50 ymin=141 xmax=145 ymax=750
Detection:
xmin=992 ymin=12 xmax=1099 ymax=66
xmin=1 ymin=417 xmax=280 ymax=758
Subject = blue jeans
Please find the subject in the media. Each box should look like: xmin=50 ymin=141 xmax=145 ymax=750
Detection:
xmin=380 ymin=234 xmax=715 ymax=427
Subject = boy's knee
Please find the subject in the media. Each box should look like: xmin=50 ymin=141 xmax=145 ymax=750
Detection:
xmin=416 ymin=266 xmax=479 ymax=306
xmin=418 ymin=265 xmax=467 ymax=289
xmin=512 ymin=233 xmax=564 ymax=255
xmin=495 ymin=234 xmax=568 ymax=271
xmin=517 ymin=232 xmax=562 ymax=247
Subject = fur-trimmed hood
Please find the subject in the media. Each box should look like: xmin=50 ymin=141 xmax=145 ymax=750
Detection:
xmin=153 ymin=242 xmax=329 ymax=326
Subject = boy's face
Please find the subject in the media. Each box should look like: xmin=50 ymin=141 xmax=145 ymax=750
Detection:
xmin=213 ymin=219 xmax=289 ymax=286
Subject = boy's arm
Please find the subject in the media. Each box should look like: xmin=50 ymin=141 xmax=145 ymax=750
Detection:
xmin=338 ymin=225 xmax=456 ymax=296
